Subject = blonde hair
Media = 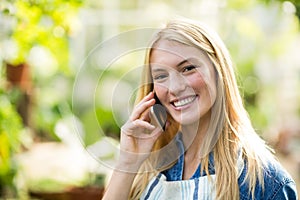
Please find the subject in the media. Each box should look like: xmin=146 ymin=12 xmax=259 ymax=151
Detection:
xmin=130 ymin=18 xmax=274 ymax=199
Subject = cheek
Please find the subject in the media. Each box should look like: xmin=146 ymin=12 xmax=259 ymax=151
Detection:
xmin=202 ymin=80 xmax=217 ymax=104
xmin=189 ymin=74 xmax=217 ymax=101
xmin=187 ymin=74 xmax=207 ymax=91
xmin=153 ymin=84 xmax=168 ymax=101
xmin=192 ymin=67 xmax=217 ymax=89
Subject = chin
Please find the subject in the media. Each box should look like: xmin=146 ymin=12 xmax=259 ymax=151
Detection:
xmin=173 ymin=114 xmax=201 ymax=126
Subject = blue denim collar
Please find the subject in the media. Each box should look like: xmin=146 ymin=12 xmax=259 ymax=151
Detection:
xmin=160 ymin=133 xmax=298 ymax=199
xmin=162 ymin=132 xmax=215 ymax=181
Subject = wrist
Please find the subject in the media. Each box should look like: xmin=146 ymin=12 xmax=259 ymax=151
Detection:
xmin=115 ymin=150 xmax=149 ymax=173
xmin=114 ymin=158 xmax=143 ymax=173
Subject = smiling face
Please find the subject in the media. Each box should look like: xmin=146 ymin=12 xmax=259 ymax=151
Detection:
xmin=150 ymin=40 xmax=217 ymax=126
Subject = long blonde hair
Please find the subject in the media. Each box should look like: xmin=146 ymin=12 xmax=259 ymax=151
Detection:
xmin=130 ymin=18 xmax=273 ymax=199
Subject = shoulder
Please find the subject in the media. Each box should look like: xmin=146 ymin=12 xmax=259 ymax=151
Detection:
xmin=238 ymin=157 xmax=298 ymax=200
xmin=262 ymin=160 xmax=297 ymax=200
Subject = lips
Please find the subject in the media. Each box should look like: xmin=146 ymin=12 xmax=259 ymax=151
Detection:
xmin=172 ymin=95 xmax=197 ymax=107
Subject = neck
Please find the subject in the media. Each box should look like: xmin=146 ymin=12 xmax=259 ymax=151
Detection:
xmin=181 ymin=112 xmax=211 ymax=160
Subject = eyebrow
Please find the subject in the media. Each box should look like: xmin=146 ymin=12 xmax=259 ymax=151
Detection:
xmin=176 ymin=59 xmax=189 ymax=68
xmin=151 ymin=58 xmax=195 ymax=72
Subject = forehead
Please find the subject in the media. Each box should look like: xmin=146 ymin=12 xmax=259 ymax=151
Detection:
xmin=150 ymin=40 xmax=209 ymax=66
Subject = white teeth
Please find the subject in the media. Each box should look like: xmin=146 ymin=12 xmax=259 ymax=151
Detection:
xmin=174 ymin=96 xmax=196 ymax=107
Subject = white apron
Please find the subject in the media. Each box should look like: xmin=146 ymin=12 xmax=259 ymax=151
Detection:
xmin=140 ymin=151 xmax=244 ymax=200
xmin=140 ymin=173 xmax=217 ymax=200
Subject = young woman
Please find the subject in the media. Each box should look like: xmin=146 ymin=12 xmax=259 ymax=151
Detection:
xmin=102 ymin=18 xmax=298 ymax=199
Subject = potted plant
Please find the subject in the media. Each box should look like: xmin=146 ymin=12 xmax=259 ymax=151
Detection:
xmin=1 ymin=0 xmax=82 ymax=131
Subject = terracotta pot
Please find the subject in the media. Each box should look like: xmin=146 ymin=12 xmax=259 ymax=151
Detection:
xmin=6 ymin=62 xmax=32 ymax=93
xmin=5 ymin=62 xmax=32 ymax=126
xmin=29 ymin=186 xmax=104 ymax=200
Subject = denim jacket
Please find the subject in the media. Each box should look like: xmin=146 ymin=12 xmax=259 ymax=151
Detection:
xmin=161 ymin=134 xmax=298 ymax=200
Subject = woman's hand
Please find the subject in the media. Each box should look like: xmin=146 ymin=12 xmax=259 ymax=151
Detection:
xmin=116 ymin=92 xmax=163 ymax=172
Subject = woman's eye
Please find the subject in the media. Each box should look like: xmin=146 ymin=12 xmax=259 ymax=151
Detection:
xmin=182 ymin=65 xmax=196 ymax=73
xmin=153 ymin=74 xmax=168 ymax=80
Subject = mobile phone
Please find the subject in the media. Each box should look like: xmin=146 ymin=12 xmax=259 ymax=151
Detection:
xmin=150 ymin=94 xmax=167 ymax=131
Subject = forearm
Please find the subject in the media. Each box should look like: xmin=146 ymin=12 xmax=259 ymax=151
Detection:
xmin=102 ymin=169 xmax=137 ymax=200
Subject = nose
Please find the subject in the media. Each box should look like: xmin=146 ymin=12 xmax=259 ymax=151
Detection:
xmin=168 ymin=72 xmax=187 ymax=95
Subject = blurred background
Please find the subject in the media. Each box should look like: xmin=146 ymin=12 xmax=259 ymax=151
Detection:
xmin=0 ymin=0 xmax=299 ymax=199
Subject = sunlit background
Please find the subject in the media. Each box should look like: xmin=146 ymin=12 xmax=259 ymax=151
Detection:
xmin=0 ymin=0 xmax=299 ymax=199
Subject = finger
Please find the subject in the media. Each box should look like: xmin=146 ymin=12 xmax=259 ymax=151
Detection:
xmin=135 ymin=92 xmax=154 ymax=107
xmin=151 ymin=126 xmax=164 ymax=137
xmin=139 ymin=109 xmax=151 ymax=121
xmin=131 ymin=122 xmax=163 ymax=140
xmin=130 ymin=98 xmax=155 ymax=121
xmin=132 ymin=92 xmax=153 ymax=113
xmin=122 ymin=119 xmax=155 ymax=136
xmin=146 ymin=126 xmax=164 ymax=141
xmin=132 ymin=119 xmax=156 ymax=130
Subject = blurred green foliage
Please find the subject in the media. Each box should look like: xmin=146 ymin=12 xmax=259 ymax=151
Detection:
xmin=30 ymin=75 xmax=74 ymax=141
xmin=262 ymin=0 xmax=300 ymax=20
xmin=3 ymin=0 xmax=82 ymax=75
xmin=1 ymin=0 xmax=83 ymax=141
xmin=0 ymin=0 xmax=82 ymax=196
xmin=223 ymin=0 xmax=299 ymax=132
xmin=0 ymin=88 xmax=23 ymax=194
